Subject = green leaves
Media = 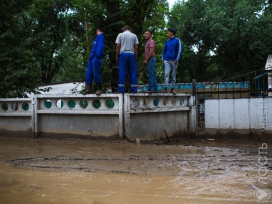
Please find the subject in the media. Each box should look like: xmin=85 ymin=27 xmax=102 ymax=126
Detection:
xmin=168 ymin=0 xmax=272 ymax=82
xmin=2 ymin=0 xmax=271 ymax=97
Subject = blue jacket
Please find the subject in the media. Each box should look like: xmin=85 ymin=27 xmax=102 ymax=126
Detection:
xmin=89 ymin=33 xmax=105 ymax=60
xmin=162 ymin=37 xmax=182 ymax=61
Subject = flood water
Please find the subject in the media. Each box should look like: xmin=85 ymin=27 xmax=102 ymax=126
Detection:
xmin=0 ymin=137 xmax=271 ymax=204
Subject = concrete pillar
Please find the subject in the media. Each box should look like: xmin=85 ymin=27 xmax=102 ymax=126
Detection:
xmin=192 ymin=79 xmax=196 ymax=97
xmin=265 ymin=54 xmax=272 ymax=96
xmin=268 ymin=72 xmax=272 ymax=96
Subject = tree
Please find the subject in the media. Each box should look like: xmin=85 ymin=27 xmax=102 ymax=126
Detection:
xmin=0 ymin=0 xmax=43 ymax=97
xmin=204 ymin=0 xmax=272 ymax=76
xmin=169 ymin=0 xmax=272 ymax=82
xmin=168 ymin=0 xmax=212 ymax=82
xmin=30 ymin=0 xmax=73 ymax=84
xmin=0 ymin=0 xmax=80 ymax=97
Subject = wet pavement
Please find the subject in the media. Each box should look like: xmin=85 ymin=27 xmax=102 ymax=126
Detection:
xmin=0 ymin=137 xmax=271 ymax=204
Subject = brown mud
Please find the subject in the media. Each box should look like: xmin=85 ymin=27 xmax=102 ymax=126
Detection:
xmin=0 ymin=137 xmax=271 ymax=204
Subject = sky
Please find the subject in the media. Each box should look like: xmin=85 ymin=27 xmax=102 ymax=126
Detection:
xmin=168 ymin=0 xmax=176 ymax=9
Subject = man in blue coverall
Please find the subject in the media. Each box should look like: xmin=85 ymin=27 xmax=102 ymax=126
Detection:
xmin=115 ymin=25 xmax=139 ymax=93
xmin=83 ymin=27 xmax=105 ymax=95
xmin=162 ymin=28 xmax=182 ymax=94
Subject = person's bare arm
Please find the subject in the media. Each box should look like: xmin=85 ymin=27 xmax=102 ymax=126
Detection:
xmin=116 ymin=44 xmax=120 ymax=63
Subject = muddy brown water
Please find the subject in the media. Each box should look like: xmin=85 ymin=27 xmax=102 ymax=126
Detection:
xmin=0 ymin=137 xmax=271 ymax=204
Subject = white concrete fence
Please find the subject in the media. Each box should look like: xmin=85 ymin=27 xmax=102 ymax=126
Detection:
xmin=205 ymin=98 xmax=272 ymax=140
xmin=0 ymin=98 xmax=34 ymax=138
xmin=2 ymin=95 xmax=271 ymax=141
xmin=0 ymin=93 xmax=195 ymax=141
xmin=124 ymin=93 xmax=195 ymax=141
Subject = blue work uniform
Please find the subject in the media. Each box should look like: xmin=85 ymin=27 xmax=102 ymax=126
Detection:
xmin=85 ymin=33 xmax=105 ymax=85
xmin=115 ymin=30 xmax=139 ymax=93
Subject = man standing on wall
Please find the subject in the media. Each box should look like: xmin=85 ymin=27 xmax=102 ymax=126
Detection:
xmin=142 ymin=30 xmax=158 ymax=93
xmin=83 ymin=27 xmax=105 ymax=95
xmin=115 ymin=25 xmax=139 ymax=93
xmin=162 ymin=28 xmax=182 ymax=94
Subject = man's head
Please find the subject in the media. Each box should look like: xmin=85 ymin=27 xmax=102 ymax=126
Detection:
xmin=96 ymin=27 xmax=104 ymax=35
xmin=167 ymin=28 xmax=176 ymax=38
xmin=144 ymin=30 xmax=153 ymax=40
xmin=123 ymin=25 xmax=131 ymax=31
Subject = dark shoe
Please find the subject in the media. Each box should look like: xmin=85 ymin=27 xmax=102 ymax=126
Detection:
xmin=82 ymin=84 xmax=92 ymax=95
xmin=170 ymin=89 xmax=177 ymax=95
xmin=161 ymin=88 xmax=167 ymax=93
xmin=82 ymin=90 xmax=92 ymax=95
xmin=152 ymin=90 xmax=158 ymax=93
xmin=96 ymin=90 xmax=102 ymax=95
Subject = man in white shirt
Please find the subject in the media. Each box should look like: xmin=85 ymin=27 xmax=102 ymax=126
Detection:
xmin=115 ymin=25 xmax=139 ymax=93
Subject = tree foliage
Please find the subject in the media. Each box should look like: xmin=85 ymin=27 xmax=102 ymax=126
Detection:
xmin=0 ymin=0 xmax=39 ymax=97
xmin=1 ymin=0 xmax=271 ymax=97
xmin=0 ymin=0 xmax=78 ymax=97
xmin=169 ymin=0 xmax=272 ymax=82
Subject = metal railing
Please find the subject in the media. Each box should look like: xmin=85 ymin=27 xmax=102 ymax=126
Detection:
xmin=196 ymin=68 xmax=270 ymax=99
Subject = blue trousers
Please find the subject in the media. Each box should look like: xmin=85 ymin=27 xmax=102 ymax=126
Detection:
xmin=85 ymin=57 xmax=102 ymax=85
xmin=146 ymin=57 xmax=158 ymax=92
xmin=118 ymin=53 xmax=138 ymax=93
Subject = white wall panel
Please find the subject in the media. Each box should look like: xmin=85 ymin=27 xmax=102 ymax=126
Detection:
xmin=205 ymin=98 xmax=272 ymax=131
xmin=205 ymin=99 xmax=219 ymax=129
xmin=219 ymin=99 xmax=234 ymax=129
xmin=234 ymin=99 xmax=249 ymax=129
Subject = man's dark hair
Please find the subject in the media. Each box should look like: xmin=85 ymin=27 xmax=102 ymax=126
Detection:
xmin=97 ymin=27 xmax=104 ymax=33
xmin=146 ymin=30 xmax=153 ymax=35
xmin=123 ymin=25 xmax=131 ymax=31
xmin=168 ymin=28 xmax=176 ymax=35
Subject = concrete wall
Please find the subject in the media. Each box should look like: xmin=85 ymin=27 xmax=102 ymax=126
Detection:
xmin=2 ymin=95 xmax=271 ymax=141
xmin=205 ymin=98 xmax=272 ymax=140
xmin=0 ymin=94 xmax=196 ymax=141
xmin=35 ymin=94 xmax=123 ymax=140
xmin=123 ymin=94 xmax=195 ymax=141
xmin=0 ymin=98 xmax=34 ymax=137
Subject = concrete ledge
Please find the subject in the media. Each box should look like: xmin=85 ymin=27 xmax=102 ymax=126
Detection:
xmin=205 ymin=128 xmax=272 ymax=141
